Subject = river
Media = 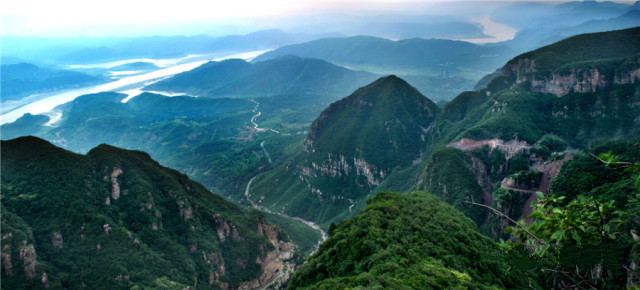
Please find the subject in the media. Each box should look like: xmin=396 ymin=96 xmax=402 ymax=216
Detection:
xmin=457 ymin=17 xmax=517 ymax=44
xmin=0 ymin=50 xmax=270 ymax=125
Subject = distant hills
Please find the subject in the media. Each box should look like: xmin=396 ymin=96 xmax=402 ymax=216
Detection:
xmin=253 ymin=35 xmax=512 ymax=78
xmin=108 ymin=61 xmax=159 ymax=71
xmin=502 ymin=11 xmax=640 ymax=53
xmin=490 ymin=0 xmax=634 ymax=29
xmin=1 ymin=30 xmax=341 ymax=65
xmin=145 ymin=55 xmax=379 ymax=99
xmin=250 ymin=75 xmax=440 ymax=226
xmin=252 ymin=35 xmax=514 ymax=101
xmin=1 ymin=63 xmax=103 ymax=101
xmin=492 ymin=1 xmax=640 ymax=52
xmin=0 ymin=136 xmax=296 ymax=290
xmin=333 ymin=20 xmax=488 ymax=40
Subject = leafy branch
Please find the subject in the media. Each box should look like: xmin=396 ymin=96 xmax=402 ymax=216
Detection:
xmin=463 ymin=197 xmax=547 ymax=246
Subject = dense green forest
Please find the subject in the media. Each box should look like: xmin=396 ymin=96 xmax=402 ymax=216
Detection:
xmin=288 ymin=139 xmax=639 ymax=290
xmin=506 ymin=140 xmax=640 ymax=289
xmin=288 ymin=191 xmax=537 ymax=289
xmin=0 ymin=137 xmax=316 ymax=290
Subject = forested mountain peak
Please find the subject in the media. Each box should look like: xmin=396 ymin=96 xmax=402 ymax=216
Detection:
xmin=1 ymin=136 xmax=295 ymax=290
xmin=250 ymin=75 xmax=440 ymax=227
xmin=307 ymin=74 xmax=439 ymax=146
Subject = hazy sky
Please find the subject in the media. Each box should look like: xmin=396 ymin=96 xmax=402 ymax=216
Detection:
xmin=0 ymin=0 xmax=554 ymax=37
xmin=3 ymin=0 xmax=634 ymax=37
xmin=1 ymin=0 xmax=446 ymax=37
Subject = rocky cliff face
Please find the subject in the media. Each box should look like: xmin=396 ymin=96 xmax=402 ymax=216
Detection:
xmin=502 ymin=57 xmax=640 ymax=97
xmin=299 ymin=153 xmax=388 ymax=188
xmin=499 ymin=27 xmax=640 ymax=97
xmin=614 ymin=55 xmax=640 ymax=84
xmin=251 ymin=75 xmax=440 ymax=226
xmin=245 ymin=220 xmax=295 ymax=290
xmin=1 ymin=211 xmax=48 ymax=289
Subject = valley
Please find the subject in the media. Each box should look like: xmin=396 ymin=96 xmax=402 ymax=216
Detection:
xmin=0 ymin=50 xmax=269 ymax=125
xmin=244 ymin=112 xmax=327 ymax=248
xmin=244 ymin=176 xmax=328 ymax=246
xmin=2 ymin=2 xmax=640 ymax=289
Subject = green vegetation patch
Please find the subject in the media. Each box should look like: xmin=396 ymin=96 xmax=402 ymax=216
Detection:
xmin=288 ymin=191 xmax=530 ymax=290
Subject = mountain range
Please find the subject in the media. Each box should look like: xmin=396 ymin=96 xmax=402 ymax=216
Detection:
xmin=405 ymin=26 xmax=640 ymax=232
xmin=251 ymin=35 xmax=514 ymax=101
xmin=1 ymin=30 xmax=341 ymax=65
xmin=252 ymin=36 xmax=510 ymax=75
xmin=2 ymin=26 xmax=639 ymax=290
xmin=250 ymin=26 xmax=640 ymax=234
xmin=144 ymin=55 xmax=379 ymax=99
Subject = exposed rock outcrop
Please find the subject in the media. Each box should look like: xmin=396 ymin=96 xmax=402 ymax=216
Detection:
xmin=503 ymin=55 xmax=640 ymax=97
xmin=110 ymin=167 xmax=123 ymax=200
xmin=177 ymin=201 xmax=195 ymax=220
xmin=530 ymin=68 xmax=608 ymax=96
xmin=300 ymin=154 xmax=388 ymax=191
xmin=51 ymin=232 xmax=63 ymax=248
xmin=251 ymin=220 xmax=295 ymax=290
xmin=19 ymin=242 xmax=38 ymax=279
xmin=448 ymin=138 xmax=529 ymax=159
xmin=2 ymin=244 xmax=13 ymax=277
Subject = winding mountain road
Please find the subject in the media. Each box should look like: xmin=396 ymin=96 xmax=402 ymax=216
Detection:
xmin=244 ymin=99 xmax=327 ymax=254
xmin=244 ymin=175 xmax=328 ymax=244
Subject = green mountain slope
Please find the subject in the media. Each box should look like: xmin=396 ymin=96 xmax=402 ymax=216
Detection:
xmin=288 ymin=191 xmax=533 ymax=290
xmin=405 ymin=27 xmax=640 ymax=228
xmin=0 ymin=136 xmax=296 ymax=290
xmin=250 ymin=75 xmax=440 ymax=227
xmin=145 ymin=55 xmax=379 ymax=99
xmin=1 ymin=85 xmax=332 ymax=205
